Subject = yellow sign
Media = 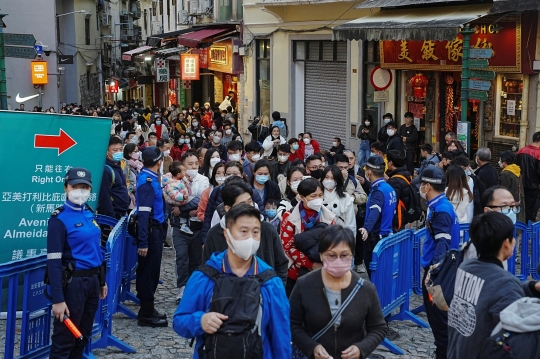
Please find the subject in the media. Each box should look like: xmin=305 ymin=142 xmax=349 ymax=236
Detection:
xmin=209 ymin=46 xmax=228 ymax=65
xmin=31 ymin=61 xmax=48 ymax=85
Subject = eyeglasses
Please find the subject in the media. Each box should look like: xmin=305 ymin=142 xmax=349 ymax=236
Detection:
xmin=323 ymin=253 xmax=353 ymax=262
xmin=486 ymin=205 xmax=521 ymax=214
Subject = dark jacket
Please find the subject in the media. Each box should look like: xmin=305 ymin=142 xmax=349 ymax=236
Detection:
xmin=358 ymin=124 xmax=377 ymax=143
xmin=398 ymin=124 xmax=418 ymax=151
xmin=271 ymin=161 xmax=291 ymax=183
xmin=386 ymin=166 xmax=412 ymax=209
xmin=202 ymin=222 xmax=289 ymax=285
xmin=248 ymin=118 xmax=270 ymax=143
xmin=203 ymin=142 xmax=227 ymax=161
xmin=253 ymin=180 xmax=282 ymax=204
xmin=98 ymin=159 xmax=130 ymax=218
xmin=386 ymin=134 xmax=404 ymax=153
xmin=516 ymin=144 xmax=540 ymax=189
xmin=290 ymin=270 xmax=387 ymax=359
xmin=293 ymin=223 xmax=329 ymax=263
xmin=475 ymin=163 xmax=499 ymax=195
xmin=377 ymin=124 xmax=389 ymax=143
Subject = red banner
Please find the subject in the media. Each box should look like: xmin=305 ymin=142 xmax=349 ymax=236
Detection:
xmin=381 ymin=17 xmax=521 ymax=72
xmin=180 ymin=54 xmax=200 ymax=80
xmin=191 ymin=48 xmax=208 ymax=69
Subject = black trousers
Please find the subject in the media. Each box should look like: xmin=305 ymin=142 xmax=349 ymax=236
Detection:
xmin=172 ymin=226 xmax=202 ymax=289
xmin=405 ymin=150 xmax=415 ymax=177
xmin=50 ymin=275 xmax=100 ymax=359
xmin=136 ymin=225 xmax=164 ymax=315
xmin=422 ymin=268 xmax=448 ymax=359
xmin=363 ymin=233 xmax=381 ymax=278
xmin=525 ymin=187 xmax=540 ymax=222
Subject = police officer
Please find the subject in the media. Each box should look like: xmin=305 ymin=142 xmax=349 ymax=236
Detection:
xmin=358 ymin=155 xmax=397 ymax=277
xmin=136 ymin=146 xmax=168 ymax=327
xmin=47 ymin=167 xmax=107 ymax=359
xmin=419 ymin=166 xmax=460 ymax=359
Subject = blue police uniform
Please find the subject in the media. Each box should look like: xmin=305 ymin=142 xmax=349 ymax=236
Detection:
xmin=47 ymin=168 xmax=104 ymax=359
xmin=135 ymin=164 xmax=167 ymax=325
xmin=363 ymin=178 xmax=396 ymax=275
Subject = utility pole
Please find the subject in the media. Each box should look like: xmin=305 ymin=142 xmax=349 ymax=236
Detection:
xmin=459 ymin=24 xmax=475 ymax=154
xmin=0 ymin=14 xmax=8 ymax=110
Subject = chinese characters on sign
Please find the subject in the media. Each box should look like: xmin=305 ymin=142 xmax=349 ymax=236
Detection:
xmin=507 ymin=100 xmax=516 ymax=116
xmin=156 ymin=59 xmax=170 ymax=83
xmin=180 ymin=54 xmax=200 ymax=80
xmin=31 ymin=61 xmax=48 ymax=85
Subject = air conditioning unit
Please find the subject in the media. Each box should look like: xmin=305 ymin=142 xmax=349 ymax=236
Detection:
xmin=152 ymin=21 xmax=162 ymax=34
xmin=199 ymin=0 xmax=210 ymax=13
xmin=177 ymin=10 xmax=188 ymax=24
xmin=100 ymin=14 xmax=111 ymax=26
xmin=190 ymin=0 xmax=199 ymax=14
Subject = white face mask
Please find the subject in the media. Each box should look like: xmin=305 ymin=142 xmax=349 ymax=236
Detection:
xmin=387 ymin=129 xmax=395 ymax=136
xmin=186 ymin=169 xmax=198 ymax=178
xmin=213 ymin=136 xmax=221 ymax=144
xmin=306 ymin=198 xmax=324 ymax=212
xmin=303 ymin=138 xmax=311 ymax=144
xmin=225 ymin=129 xmax=232 ymax=135
xmin=216 ymin=176 xmax=227 ymax=184
xmin=226 ymin=228 xmax=260 ymax=260
xmin=229 ymin=153 xmax=241 ymax=162
xmin=163 ymin=150 xmax=170 ymax=157
xmin=498 ymin=160 xmax=503 ymax=168
xmin=332 ymin=142 xmax=337 ymax=147
xmin=419 ymin=184 xmax=428 ymax=200
xmin=210 ymin=158 xmax=221 ymax=167
xmin=291 ymin=180 xmax=301 ymax=193
xmin=383 ymin=118 xmax=391 ymax=124
xmin=365 ymin=121 xmax=370 ymax=126
xmin=278 ymin=155 xmax=289 ymax=163
xmin=251 ymin=154 xmax=261 ymax=162
xmin=323 ymin=179 xmax=336 ymax=191
xmin=68 ymin=189 xmax=91 ymax=205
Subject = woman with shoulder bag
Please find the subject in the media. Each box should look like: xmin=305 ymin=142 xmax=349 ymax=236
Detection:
xmin=290 ymin=225 xmax=387 ymax=359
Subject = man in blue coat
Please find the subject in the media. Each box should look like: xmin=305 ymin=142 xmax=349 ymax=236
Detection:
xmin=173 ymin=204 xmax=291 ymax=359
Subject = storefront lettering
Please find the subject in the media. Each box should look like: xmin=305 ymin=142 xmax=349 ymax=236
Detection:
xmin=445 ymin=38 xmax=463 ymax=62
xmin=421 ymin=41 xmax=438 ymax=61
xmin=210 ymin=46 xmax=228 ymax=65
xmin=397 ymin=41 xmax=413 ymax=63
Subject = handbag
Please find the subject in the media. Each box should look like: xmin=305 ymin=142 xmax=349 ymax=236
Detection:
xmin=292 ymin=278 xmax=365 ymax=359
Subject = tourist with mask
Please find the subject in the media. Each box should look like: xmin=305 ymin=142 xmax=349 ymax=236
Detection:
xmin=281 ymin=166 xmax=307 ymax=205
xmin=123 ymin=143 xmax=142 ymax=210
xmin=385 ymin=121 xmax=404 ymax=154
xmin=243 ymin=141 xmax=261 ymax=182
xmin=251 ymin=159 xmax=282 ymax=205
xmin=221 ymin=121 xmax=235 ymax=146
xmin=445 ymin=166 xmax=473 ymax=224
xmin=47 ymin=168 xmax=108 ymax=358
xmin=262 ymin=125 xmax=286 ymax=160
xmin=305 ymin=154 xmax=325 ymax=181
xmin=297 ymin=132 xmax=321 ymax=161
xmin=398 ymin=112 xmax=418 ymax=175
xmin=280 ymin=178 xmax=336 ymax=296
xmin=357 ymin=114 xmax=377 ymax=166
xmin=203 ymin=129 xmax=227 ymax=160
xmin=202 ymin=181 xmax=288 ymax=284
xmin=499 ymin=150 xmax=526 ymax=223
xmin=412 ymin=143 xmax=440 ymax=188
xmin=358 ymin=155 xmax=396 ymax=277
xmin=173 ymin=204 xmax=291 ymax=359
xmin=418 ymin=166 xmax=460 ymax=359
xmin=321 ymin=165 xmax=356 ymax=234
xmin=377 ymin=112 xmax=393 ymax=143
xmin=197 ymin=163 xmax=226 ymax=222
xmin=288 ymin=138 xmax=303 ymax=161
xmin=271 ymin=144 xmax=292 ymax=182
xmin=200 ymin=148 xmax=222 ymax=179
xmin=290 ymin=225 xmax=387 ymax=359
xmin=474 ymin=147 xmax=499 ymax=197
xmin=248 ymin=115 xmax=270 ymax=145
xmin=170 ymin=134 xmax=190 ymax=161
xmin=226 ymin=140 xmax=243 ymax=163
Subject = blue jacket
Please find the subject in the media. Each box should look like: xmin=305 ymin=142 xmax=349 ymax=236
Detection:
xmin=46 ymin=201 xmax=103 ymax=304
xmin=97 ymin=158 xmax=130 ymax=218
xmin=173 ymin=251 xmax=291 ymax=359
xmin=364 ymin=179 xmax=396 ymax=237
xmin=243 ymin=158 xmax=255 ymax=183
xmin=421 ymin=193 xmax=460 ymax=268
xmin=136 ymin=168 xmax=165 ymax=248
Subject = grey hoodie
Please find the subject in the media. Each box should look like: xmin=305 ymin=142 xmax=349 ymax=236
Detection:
xmin=491 ymin=297 xmax=540 ymax=335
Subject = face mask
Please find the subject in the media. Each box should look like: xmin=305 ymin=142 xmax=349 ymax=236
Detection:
xmin=290 ymin=180 xmax=301 ymax=193
xmin=196 ymin=133 xmax=201 ymax=138
xmin=226 ymin=228 xmax=260 ymax=261
xmin=216 ymin=176 xmax=227 ymax=184
xmin=163 ymin=150 xmax=170 ymax=157
xmin=156 ymin=121 xmax=161 ymax=125
xmin=68 ymin=189 xmax=91 ymax=206
xmin=186 ymin=169 xmax=198 ymax=178
xmin=278 ymin=155 xmax=289 ymax=163
xmin=323 ymin=257 xmax=352 ymax=277
xmin=205 ymin=105 xmax=210 ymax=109
xmin=265 ymin=209 xmax=277 ymax=219
xmin=303 ymin=138 xmax=311 ymax=144
xmin=213 ymin=136 xmax=221 ymax=144
xmin=192 ymin=122 xmax=198 ymax=127
xmin=229 ymin=153 xmax=241 ymax=162
xmin=365 ymin=121 xmax=371 ymax=126
xmin=505 ymin=210 xmax=517 ymax=224
xmin=225 ymin=129 xmax=232 ymax=135
xmin=332 ymin=142 xmax=337 ymax=147
xmin=292 ymin=144 xmax=299 ymax=151
xmin=112 ymin=152 xmax=123 ymax=162
xmin=192 ymin=137 xmax=196 ymax=142
xmin=189 ymin=110 xmax=192 ymax=113
xmin=212 ymin=125 xmax=217 ymax=130
xmin=251 ymin=154 xmax=261 ymax=162
xmin=419 ymin=184 xmax=428 ymax=200
xmin=256 ymin=175 xmax=269 ymax=184
xmin=182 ymin=110 xmax=187 ymax=114
xmin=306 ymin=198 xmax=324 ymax=212
xmin=323 ymin=179 xmax=336 ymax=190
xmin=179 ymin=139 xmax=185 ymax=144
xmin=383 ymin=118 xmax=391 ymax=124
xmin=210 ymin=158 xmax=221 ymax=167
xmin=370 ymin=152 xmax=377 ymax=157
xmin=387 ymin=129 xmax=395 ymax=136
xmin=310 ymin=169 xmax=324 ymax=180
xmin=498 ymin=161 xmax=503 ymax=168
xmin=131 ymin=152 xmax=140 ymax=160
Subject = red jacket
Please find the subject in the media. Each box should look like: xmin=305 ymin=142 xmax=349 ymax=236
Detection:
xmin=297 ymin=139 xmax=321 ymax=161
xmin=170 ymin=144 xmax=189 ymax=161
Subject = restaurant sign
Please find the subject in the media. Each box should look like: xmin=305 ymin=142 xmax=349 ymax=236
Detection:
xmin=380 ymin=17 xmax=521 ymax=73
xmin=208 ymin=40 xmax=234 ymax=73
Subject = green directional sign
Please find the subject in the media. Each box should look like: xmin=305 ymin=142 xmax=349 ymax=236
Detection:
xmin=469 ymin=59 xmax=489 ymax=69
xmin=5 ymin=45 xmax=36 ymax=59
xmin=470 ymin=69 xmax=496 ymax=81
xmin=4 ymin=33 xmax=36 ymax=46
xmin=0 ymin=112 xmax=111 ymax=264
xmin=469 ymin=48 xmax=493 ymax=59
xmin=469 ymin=80 xmax=491 ymax=91
xmin=469 ymin=90 xmax=488 ymax=101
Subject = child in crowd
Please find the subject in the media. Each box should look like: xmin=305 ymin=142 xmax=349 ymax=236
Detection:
xmin=162 ymin=162 xmax=193 ymax=234
xmin=264 ymin=198 xmax=281 ymax=230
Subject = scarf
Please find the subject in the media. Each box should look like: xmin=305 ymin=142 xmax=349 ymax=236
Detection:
xmin=299 ymin=201 xmax=321 ymax=230
xmin=128 ymin=158 xmax=143 ymax=172
xmin=502 ymin=163 xmax=521 ymax=178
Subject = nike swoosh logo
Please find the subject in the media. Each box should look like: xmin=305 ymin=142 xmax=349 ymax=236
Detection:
xmin=60 ymin=58 xmax=69 ymax=62
xmin=16 ymin=93 xmax=40 ymax=103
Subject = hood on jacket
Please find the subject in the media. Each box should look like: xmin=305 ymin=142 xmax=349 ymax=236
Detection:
xmin=272 ymin=120 xmax=285 ymax=129
xmin=502 ymin=163 xmax=521 ymax=178
xmin=491 ymin=297 xmax=540 ymax=335
xmin=206 ymin=249 xmax=274 ymax=274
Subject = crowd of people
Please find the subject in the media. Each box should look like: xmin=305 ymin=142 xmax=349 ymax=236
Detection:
xmin=45 ymin=99 xmax=540 ymax=359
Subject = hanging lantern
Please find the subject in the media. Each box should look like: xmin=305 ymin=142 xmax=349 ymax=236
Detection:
xmin=410 ymin=72 xmax=429 ymax=99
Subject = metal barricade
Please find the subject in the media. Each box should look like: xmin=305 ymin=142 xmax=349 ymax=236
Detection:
xmin=370 ymin=230 xmax=429 ymax=355
xmin=116 ymin=231 xmax=139 ymax=319
xmin=529 ymin=221 xmax=540 ymax=281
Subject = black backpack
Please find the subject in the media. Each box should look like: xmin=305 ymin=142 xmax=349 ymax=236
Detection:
xmin=481 ymin=329 xmax=540 ymax=359
xmin=391 ymin=174 xmax=423 ymax=230
xmin=197 ymin=264 xmax=277 ymax=359
xmin=470 ymin=173 xmax=486 ymax=216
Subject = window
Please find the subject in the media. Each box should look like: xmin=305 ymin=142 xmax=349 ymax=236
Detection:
xmin=256 ymin=39 xmax=270 ymax=118
xmin=293 ymin=41 xmax=346 ymax=62
xmin=152 ymin=2 xmax=157 ymax=16
xmin=144 ymin=9 xmax=148 ymax=31
xmin=159 ymin=0 xmax=164 ymax=15
xmin=85 ymin=18 xmax=90 ymax=45
xmin=216 ymin=0 xmax=243 ymax=21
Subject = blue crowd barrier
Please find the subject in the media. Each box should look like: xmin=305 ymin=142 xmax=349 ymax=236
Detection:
xmin=116 ymin=227 xmax=140 ymax=319
xmin=530 ymin=221 xmax=540 ymax=281
xmin=370 ymin=230 xmax=429 ymax=355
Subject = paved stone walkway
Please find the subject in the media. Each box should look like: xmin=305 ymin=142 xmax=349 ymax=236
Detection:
xmin=93 ymin=248 xmax=436 ymax=359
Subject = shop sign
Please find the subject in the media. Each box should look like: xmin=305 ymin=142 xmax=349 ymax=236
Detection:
xmin=469 ymin=48 xmax=493 ymax=59
xmin=469 ymin=59 xmax=489 ymax=69
xmin=457 ymin=121 xmax=470 ymax=153
xmin=470 ymin=69 xmax=495 ymax=80
xmin=180 ymin=54 xmax=200 ymax=80
xmin=31 ymin=61 xmax=48 ymax=85
xmin=380 ymin=17 xmax=521 ymax=72
xmin=192 ymin=48 xmax=208 ymax=68
xmin=469 ymin=90 xmax=488 ymax=101
xmin=469 ymin=80 xmax=491 ymax=91
xmin=409 ymin=103 xmax=424 ymax=119
xmin=109 ymin=80 xmax=118 ymax=93
xmin=208 ymin=40 xmax=234 ymax=73
xmin=507 ymin=100 xmax=516 ymax=116
xmin=373 ymin=91 xmax=389 ymax=102
xmin=156 ymin=59 xmax=169 ymax=83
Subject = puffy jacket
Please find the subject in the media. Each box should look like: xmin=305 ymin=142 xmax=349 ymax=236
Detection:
xmin=294 ymin=222 xmax=329 ymax=263
xmin=377 ymin=124 xmax=389 ymax=143
xmin=297 ymin=139 xmax=321 ymax=161
xmin=387 ymin=166 xmax=412 ymax=210
xmin=358 ymin=124 xmax=377 ymax=143
xmin=386 ymin=135 xmax=404 ymax=154
xmin=253 ymin=180 xmax=282 ymax=204
xmin=248 ymin=118 xmax=270 ymax=143
xmin=516 ymin=144 xmax=540 ymax=189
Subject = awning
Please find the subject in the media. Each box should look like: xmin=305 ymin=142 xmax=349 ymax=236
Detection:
xmin=333 ymin=4 xmax=492 ymax=41
xmin=154 ymin=47 xmax=185 ymax=56
xmin=356 ymin=0 xmax=465 ymax=8
xmin=254 ymin=0 xmax=357 ymax=6
xmin=122 ymin=45 xmax=153 ymax=61
xmin=490 ymin=0 xmax=540 ymax=14
xmin=177 ymin=28 xmax=235 ymax=48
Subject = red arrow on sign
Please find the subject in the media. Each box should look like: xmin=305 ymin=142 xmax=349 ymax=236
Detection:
xmin=34 ymin=129 xmax=77 ymax=155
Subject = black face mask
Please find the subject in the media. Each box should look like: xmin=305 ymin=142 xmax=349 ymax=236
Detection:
xmin=347 ymin=168 xmax=355 ymax=176
xmin=310 ymin=169 xmax=324 ymax=180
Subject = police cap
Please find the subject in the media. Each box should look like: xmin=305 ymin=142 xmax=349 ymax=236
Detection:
xmin=366 ymin=155 xmax=385 ymax=170
xmin=65 ymin=167 xmax=92 ymax=186
xmin=141 ymin=146 xmax=164 ymax=163
xmin=421 ymin=166 xmax=446 ymax=185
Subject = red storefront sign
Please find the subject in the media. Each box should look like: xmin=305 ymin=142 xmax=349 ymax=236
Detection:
xmin=191 ymin=48 xmax=208 ymax=68
xmin=380 ymin=16 xmax=521 ymax=72
xmin=180 ymin=53 xmax=200 ymax=80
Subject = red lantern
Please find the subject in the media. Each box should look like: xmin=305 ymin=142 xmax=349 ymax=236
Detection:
xmin=410 ymin=73 xmax=428 ymax=99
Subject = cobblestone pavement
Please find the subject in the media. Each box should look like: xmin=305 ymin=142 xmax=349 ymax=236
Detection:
xmin=93 ymin=247 xmax=436 ymax=359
